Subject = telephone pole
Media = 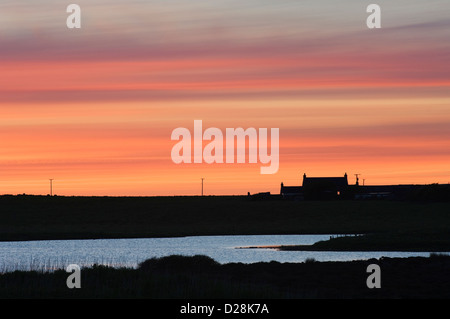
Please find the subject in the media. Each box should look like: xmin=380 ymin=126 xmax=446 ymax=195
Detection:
xmin=49 ymin=179 xmax=54 ymax=196
xmin=201 ymin=178 xmax=204 ymax=196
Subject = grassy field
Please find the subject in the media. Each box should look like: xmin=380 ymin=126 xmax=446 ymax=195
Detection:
xmin=1 ymin=195 xmax=450 ymax=251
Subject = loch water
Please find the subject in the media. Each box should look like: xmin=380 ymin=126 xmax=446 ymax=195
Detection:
xmin=0 ymin=234 xmax=444 ymax=272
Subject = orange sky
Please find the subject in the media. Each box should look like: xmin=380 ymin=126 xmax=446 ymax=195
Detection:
xmin=1 ymin=1 xmax=449 ymax=196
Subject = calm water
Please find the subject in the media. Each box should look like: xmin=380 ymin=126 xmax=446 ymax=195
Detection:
xmin=0 ymin=235 xmax=445 ymax=272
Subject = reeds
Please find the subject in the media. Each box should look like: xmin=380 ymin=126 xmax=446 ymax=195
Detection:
xmin=0 ymin=256 xmax=136 ymax=274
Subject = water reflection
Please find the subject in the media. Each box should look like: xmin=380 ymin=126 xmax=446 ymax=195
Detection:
xmin=0 ymin=235 xmax=444 ymax=272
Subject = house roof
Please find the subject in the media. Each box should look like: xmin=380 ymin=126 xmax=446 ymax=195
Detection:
xmin=302 ymin=175 xmax=348 ymax=189
xmin=280 ymin=184 xmax=302 ymax=195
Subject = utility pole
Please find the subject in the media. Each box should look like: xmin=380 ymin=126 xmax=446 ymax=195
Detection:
xmin=201 ymin=178 xmax=204 ymax=196
xmin=354 ymin=174 xmax=360 ymax=186
xmin=49 ymin=179 xmax=54 ymax=196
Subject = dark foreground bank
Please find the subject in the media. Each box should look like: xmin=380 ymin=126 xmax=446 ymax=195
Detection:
xmin=1 ymin=254 xmax=449 ymax=299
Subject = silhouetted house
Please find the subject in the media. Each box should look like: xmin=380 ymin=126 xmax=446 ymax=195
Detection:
xmin=280 ymin=173 xmax=448 ymax=201
xmin=302 ymin=173 xmax=349 ymax=200
xmin=248 ymin=191 xmax=282 ymax=201
xmin=280 ymin=183 xmax=303 ymax=199
xmin=280 ymin=173 xmax=350 ymax=200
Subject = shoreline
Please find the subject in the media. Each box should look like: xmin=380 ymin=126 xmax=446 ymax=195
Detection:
xmin=236 ymin=244 xmax=450 ymax=252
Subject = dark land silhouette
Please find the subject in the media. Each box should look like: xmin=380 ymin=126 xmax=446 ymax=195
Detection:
xmin=1 ymin=183 xmax=450 ymax=299
xmin=0 ymin=186 xmax=450 ymax=252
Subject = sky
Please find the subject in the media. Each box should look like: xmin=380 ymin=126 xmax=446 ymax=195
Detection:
xmin=0 ymin=0 xmax=449 ymax=196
